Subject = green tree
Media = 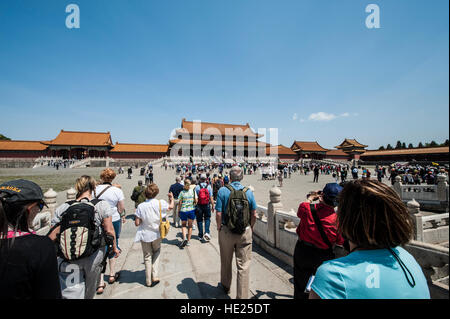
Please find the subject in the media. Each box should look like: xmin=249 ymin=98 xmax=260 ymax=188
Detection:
xmin=443 ymin=139 xmax=449 ymax=146
xmin=401 ymin=142 xmax=406 ymax=149
xmin=408 ymin=143 xmax=414 ymax=149
xmin=0 ymin=134 xmax=10 ymax=140
xmin=386 ymin=144 xmax=393 ymax=150
xmin=418 ymin=142 xmax=424 ymax=148
xmin=395 ymin=141 xmax=402 ymax=149
xmin=379 ymin=146 xmax=385 ymax=150
xmin=429 ymin=141 xmax=438 ymax=147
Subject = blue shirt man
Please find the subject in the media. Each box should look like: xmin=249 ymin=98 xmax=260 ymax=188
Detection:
xmin=215 ymin=181 xmax=257 ymax=228
xmin=169 ymin=181 xmax=184 ymax=199
xmin=194 ymin=182 xmax=214 ymax=201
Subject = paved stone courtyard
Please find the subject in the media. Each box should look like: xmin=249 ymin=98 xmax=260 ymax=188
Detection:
xmin=1 ymin=164 xmax=387 ymax=299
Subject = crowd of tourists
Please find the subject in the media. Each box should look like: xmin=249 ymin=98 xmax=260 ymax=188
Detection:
xmin=36 ymin=159 xmax=76 ymax=170
xmin=1 ymin=161 xmax=442 ymax=299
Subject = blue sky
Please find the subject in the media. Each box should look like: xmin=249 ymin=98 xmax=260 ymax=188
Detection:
xmin=0 ymin=0 xmax=448 ymax=149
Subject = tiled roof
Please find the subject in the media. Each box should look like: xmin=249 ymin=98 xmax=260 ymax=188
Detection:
xmin=362 ymin=147 xmax=449 ymax=157
xmin=44 ymin=130 xmax=113 ymax=147
xmin=110 ymin=143 xmax=169 ymax=153
xmin=266 ymin=144 xmax=297 ymax=155
xmin=0 ymin=140 xmax=48 ymax=151
xmin=291 ymin=141 xmax=328 ymax=152
xmin=169 ymin=139 xmax=269 ymax=147
xmin=336 ymin=138 xmax=367 ymax=149
xmin=326 ymin=149 xmax=349 ymax=156
xmin=176 ymin=119 xmax=262 ymax=137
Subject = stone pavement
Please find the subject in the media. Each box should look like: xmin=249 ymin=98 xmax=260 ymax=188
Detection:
xmin=93 ymin=164 xmax=387 ymax=299
xmin=94 ymin=166 xmax=298 ymax=299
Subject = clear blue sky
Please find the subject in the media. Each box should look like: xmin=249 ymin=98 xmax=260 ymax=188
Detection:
xmin=0 ymin=0 xmax=448 ymax=149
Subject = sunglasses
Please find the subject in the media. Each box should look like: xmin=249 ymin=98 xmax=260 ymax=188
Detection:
xmin=38 ymin=201 xmax=45 ymax=211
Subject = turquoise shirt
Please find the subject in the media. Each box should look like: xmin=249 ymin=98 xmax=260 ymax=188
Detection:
xmin=311 ymin=247 xmax=430 ymax=299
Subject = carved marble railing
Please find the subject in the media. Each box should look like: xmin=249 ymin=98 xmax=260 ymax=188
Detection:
xmin=252 ymin=186 xmax=449 ymax=298
xmin=393 ymin=174 xmax=449 ymax=212
xmin=31 ymin=187 xmax=76 ymax=235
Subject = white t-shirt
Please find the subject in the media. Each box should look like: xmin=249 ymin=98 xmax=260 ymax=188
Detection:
xmin=134 ymin=199 xmax=169 ymax=243
xmin=94 ymin=184 xmax=125 ymax=222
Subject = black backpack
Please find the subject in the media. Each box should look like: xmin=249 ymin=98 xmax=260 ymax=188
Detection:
xmin=225 ymin=185 xmax=251 ymax=234
xmin=52 ymin=199 xmax=103 ymax=261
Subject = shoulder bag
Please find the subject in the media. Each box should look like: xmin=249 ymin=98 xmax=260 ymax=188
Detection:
xmin=159 ymin=200 xmax=170 ymax=239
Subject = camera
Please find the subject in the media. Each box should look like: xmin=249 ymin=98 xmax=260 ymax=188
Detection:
xmin=306 ymin=190 xmax=322 ymax=200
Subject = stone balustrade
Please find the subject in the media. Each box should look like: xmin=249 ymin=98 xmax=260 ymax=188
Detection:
xmin=252 ymin=186 xmax=449 ymax=299
xmin=393 ymin=174 xmax=449 ymax=212
xmin=31 ymin=187 xmax=75 ymax=235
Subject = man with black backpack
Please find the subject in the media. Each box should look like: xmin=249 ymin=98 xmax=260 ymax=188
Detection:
xmin=215 ymin=166 xmax=257 ymax=299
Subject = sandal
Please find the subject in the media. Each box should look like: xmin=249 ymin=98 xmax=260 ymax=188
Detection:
xmin=108 ymin=272 xmax=120 ymax=284
xmin=96 ymin=284 xmax=106 ymax=295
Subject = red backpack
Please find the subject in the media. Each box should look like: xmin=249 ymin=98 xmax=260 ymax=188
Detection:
xmin=198 ymin=184 xmax=210 ymax=205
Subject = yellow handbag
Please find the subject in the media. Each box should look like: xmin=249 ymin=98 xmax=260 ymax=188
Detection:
xmin=159 ymin=200 xmax=170 ymax=239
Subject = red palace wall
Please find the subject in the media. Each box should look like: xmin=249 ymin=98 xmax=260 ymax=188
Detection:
xmin=0 ymin=151 xmax=46 ymax=158
xmin=109 ymin=152 xmax=167 ymax=159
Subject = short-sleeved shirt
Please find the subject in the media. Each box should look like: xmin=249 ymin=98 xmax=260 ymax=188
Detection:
xmin=94 ymin=184 xmax=125 ymax=222
xmin=311 ymin=247 xmax=430 ymax=299
xmin=134 ymin=199 xmax=169 ymax=243
xmin=178 ymin=188 xmax=196 ymax=212
xmin=52 ymin=198 xmax=113 ymax=235
xmin=195 ymin=183 xmax=213 ymax=200
xmin=169 ymin=183 xmax=184 ymax=199
xmin=296 ymin=202 xmax=344 ymax=250
xmin=215 ymin=182 xmax=257 ymax=225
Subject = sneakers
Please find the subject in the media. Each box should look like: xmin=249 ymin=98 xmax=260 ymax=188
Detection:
xmin=179 ymin=239 xmax=187 ymax=248
xmin=185 ymin=241 xmax=190 ymax=247
xmin=192 ymin=225 xmax=196 ymax=230
xmin=203 ymin=233 xmax=211 ymax=242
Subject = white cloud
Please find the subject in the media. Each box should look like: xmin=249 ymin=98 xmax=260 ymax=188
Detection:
xmin=308 ymin=112 xmax=337 ymax=121
xmin=292 ymin=113 xmax=298 ymax=120
xmin=299 ymin=118 xmax=305 ymax=122
xmin=304 ymin=111 xmax=357 ymax=122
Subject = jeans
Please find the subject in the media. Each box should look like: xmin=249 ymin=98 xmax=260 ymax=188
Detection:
xmin=195 ymin=204 xmax=211 ymax=237
xmin=106 ymin=219 xmax=121 ymax=259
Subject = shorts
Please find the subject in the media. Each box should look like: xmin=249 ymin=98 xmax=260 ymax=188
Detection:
xmin=180 ymin=209 xmax=196 ymax=221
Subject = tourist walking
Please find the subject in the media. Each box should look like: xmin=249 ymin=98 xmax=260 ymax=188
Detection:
xmin=177 ymin=179 xmax=197 ymax=248
xmin=169 ymin=177 xmax=184 ymax=227
xmin=94 ymin=168 xmax=125 ymax=292
xmin=313 ymin=166 xmax=320 ymax=183
xmin=0 ymin=179 xmax=61 ymax=299
xmin=310 ymin=180 xmax=430 ymax=299
xmin=215 ymin=166 xmax=257 ymax=299
xmin=278 ymin=170 xmax=283 ymax=187
xmin=131 ymin=180 xmax=146 ymax=210
xmin=134 ymin=184 xmax=174 ymax=287
xmin=50 ymin=175 xmax=120 ymax=298
xmin=195 ymin=174 xmax=214 ymax=242
xmin=213 ymin=174 xmax=224 ymax=201
xmin=293 ymin=183 xmax=344 ymax=299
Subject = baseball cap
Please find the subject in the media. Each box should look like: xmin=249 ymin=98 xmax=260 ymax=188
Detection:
xmin=0 ymin=179 xmax=47 ymax=207
xmin=322 ymin=183 xmax=343 ymax=206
